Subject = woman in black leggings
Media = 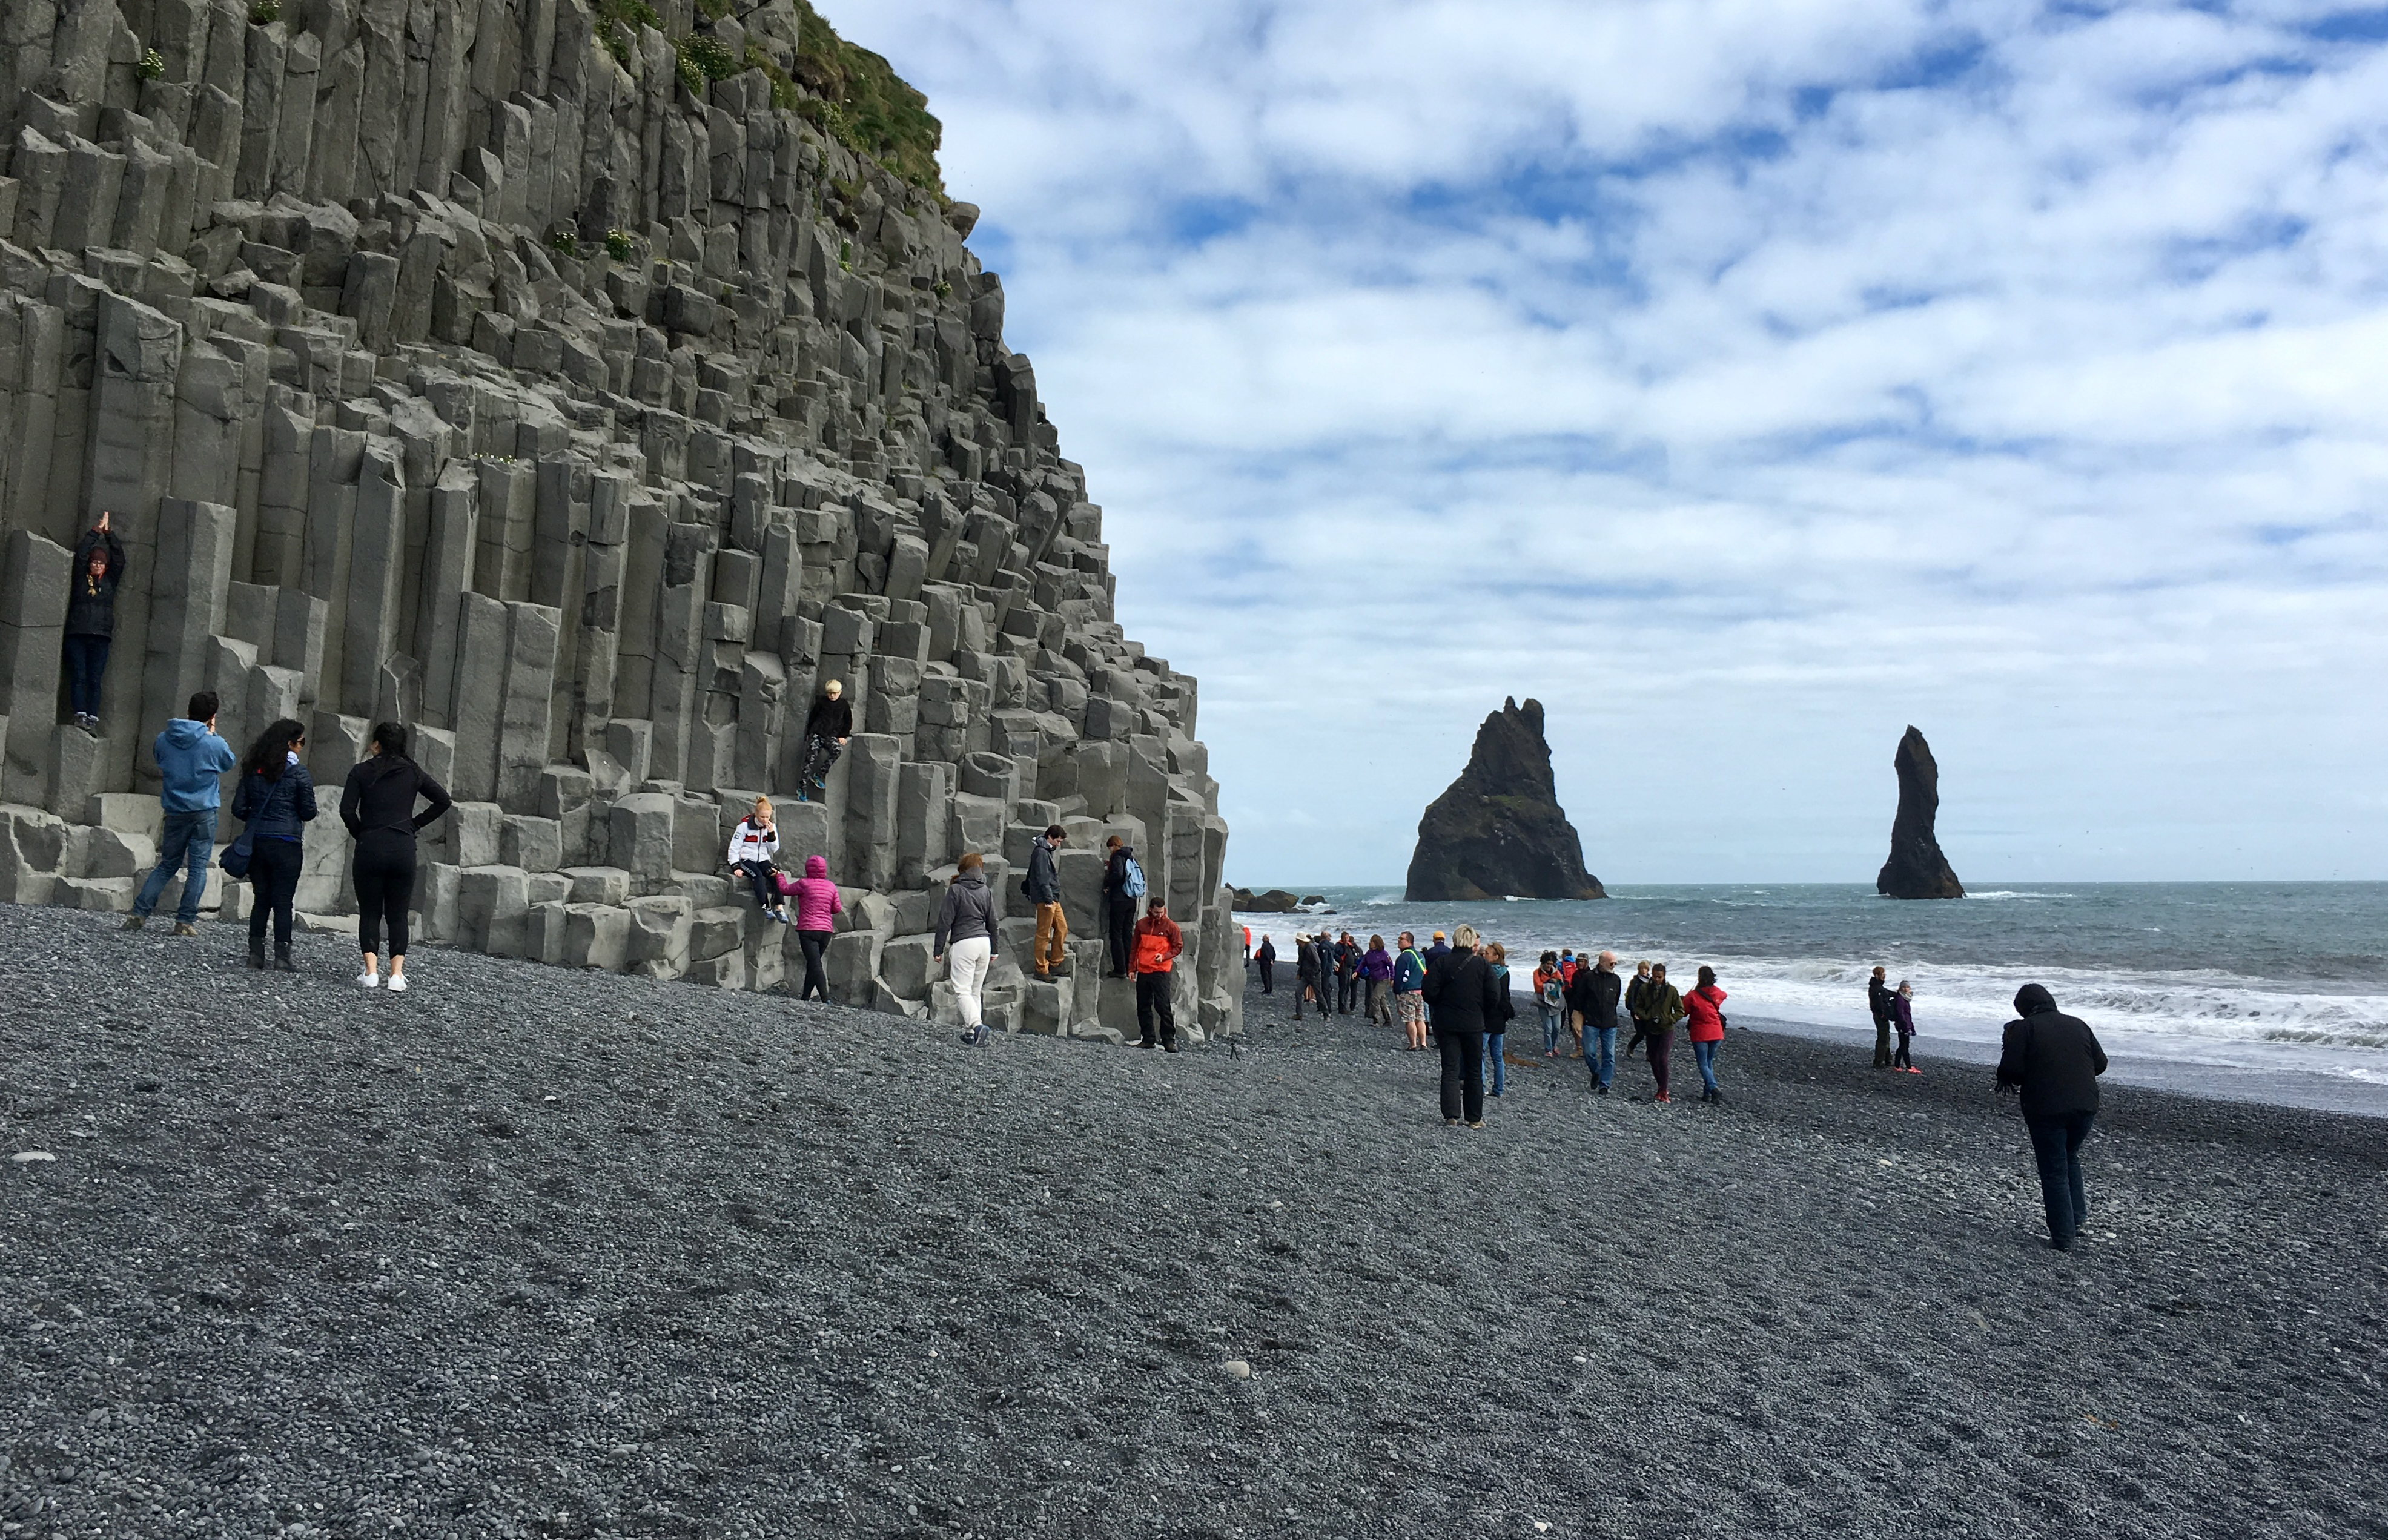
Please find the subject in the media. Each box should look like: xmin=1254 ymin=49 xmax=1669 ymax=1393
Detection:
xmin=232 ymin=719 xmax=317 ymax=971
xmin=340 ymin=721 xmax=453 ymax=994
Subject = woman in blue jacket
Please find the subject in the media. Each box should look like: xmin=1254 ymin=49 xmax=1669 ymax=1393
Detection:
xmin=233 ymin=718 xmax=317 ymax=973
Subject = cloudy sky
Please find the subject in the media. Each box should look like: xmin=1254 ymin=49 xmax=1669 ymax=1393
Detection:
xmin=839 ymin=0 xmax=2388 ymax=886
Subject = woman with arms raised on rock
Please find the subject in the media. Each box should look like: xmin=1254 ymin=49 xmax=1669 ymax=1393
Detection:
xmin=339 ymin=721 xmax=453 ymax=993
xmin=232 ymin=718 xmax=316 ymax=974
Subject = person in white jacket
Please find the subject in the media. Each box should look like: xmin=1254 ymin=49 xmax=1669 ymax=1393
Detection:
xmin=726 ymin=796 xmax=786 ymax=920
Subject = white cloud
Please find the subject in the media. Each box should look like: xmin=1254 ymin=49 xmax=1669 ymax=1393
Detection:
xmin=835 ymin=0 xmax=2388 ymax=882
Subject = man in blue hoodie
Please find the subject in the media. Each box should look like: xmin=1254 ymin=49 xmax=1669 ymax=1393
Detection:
xmin=124 ymin=692 xmax=239 ymax=935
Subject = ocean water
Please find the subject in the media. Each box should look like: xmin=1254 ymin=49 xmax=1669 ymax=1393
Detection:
xmin=1235 ymin=884 xmax=2388 ymax=1093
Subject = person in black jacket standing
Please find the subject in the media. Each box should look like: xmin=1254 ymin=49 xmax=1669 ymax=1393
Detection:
xmin=1868 ymin=965 xmax=1896 ymax=1068
xmin=1572 ymin=950 xmax=1625 ymax=1094
xmin=1254 ymin=933 xmax=1275 ymax=993
xmin=1421 ymin=924 xmax=1504 ymax=1128
xmin=63 ymin=511 xmax=125 ymax=735
xmin=1997 ymin=984 xmax=2109 ymax=1251
xmin=232 ymin=719 xmax=317 ymax=973
xmin=798 ymin=679 xmax=853 ymax=799
xmin=340 ymin=722 xmax=454 ymax=993
xmin=1100 ymin=834 xmax=1140 ymax=977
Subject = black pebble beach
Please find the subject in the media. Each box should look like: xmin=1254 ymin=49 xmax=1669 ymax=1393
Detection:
xmin=3 ymin=905 xmax=2383 ymax=1538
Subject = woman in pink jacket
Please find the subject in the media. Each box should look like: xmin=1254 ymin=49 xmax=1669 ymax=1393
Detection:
xmin=1684 ymin=964 xmax=1728 ymax=1105
xmin=784 ymin=853 xmax=844 ymax=1003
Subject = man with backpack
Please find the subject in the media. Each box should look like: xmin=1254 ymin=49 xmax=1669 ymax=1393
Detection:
xmin=122 ymin=691 xmax=239 ymax=936
xmin=1131 ymin=897 xmax=1185 ymax=1051
xmin=1101 ymin=834 xmax=1146 ymax=978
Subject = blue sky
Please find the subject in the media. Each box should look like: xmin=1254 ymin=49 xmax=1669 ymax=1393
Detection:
xmin=838 ymin=0 xmax=2388 ymax=885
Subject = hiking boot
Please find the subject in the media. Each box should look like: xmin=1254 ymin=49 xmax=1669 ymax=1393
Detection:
xmin=248 ymin=937 xmax=266 ymax=970
xmin=171 ymin=922 xmax=197 ymax=937
xmin=1466 ymin=1120 xmax=1484 ymax=1130
xmin=273 ymin=943 xmax=297 ymax=973
xmin=121 ymin=914 xmax=146 ymax=931
xmin=1139 ymin=1039 xmax=1156 ymax=1050
xmin=1163 ymin=1043 xmax=1179 ymax=1054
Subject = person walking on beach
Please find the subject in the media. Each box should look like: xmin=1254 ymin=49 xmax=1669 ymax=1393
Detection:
xmin=1639 ymin=962 xmax=1685 ymax=1103
xmin=790 ymin=854 xmax=844 ymax=1003
xmin=1869 ymin=965 xmax=1896 ymax=1069
xmin=1893 ymin=981 xmax=1919 ymax=1073
xmin=1575 ymin=950 xmax=1624 ymax=1094
xmin=797 ymin=679 xmax=852 ymax=799
xmin=726 ymin=796 xmax=787 ymax=920
xmin=1101 ymin=834 xmax=1144 ymax=977
xmin=1255 ymin=933 xmax=1277 ymax=994
xmin=231 ymin=719 xmax=316 ymax=973
xmin=1422 ymin=925 xmax=1504 ymax=1128
xmin=1294 ymin=933 xmax=1321 ymax=1020
xmin=339 ymin=722 xmax=453 ymax=993
xmin=122 ymin=691 xmax=238 ymax=936
xmin=1132 ymin=897 xmax=1186 ymax=1051
xmin=1025 ymin=824 xmax=1070 ymax=979
xmin=1393 ymin=931 xmax=1429 ymax=1049
xmin=936 ymin=851 xmax=999 ymax=1046
xmin=1483 ymin=942 xmax=1516 ymax=1097
xmin=1997 ymin=984 xmax=2109 ymax=1251
xmin=63 ymin=511 xmax=125 ymax=735
xmin=1362 ymin=935 xmax=1394 ymax=1026
xmin=1684 ymin=965 xmax=1729 ymax=1103
xmin=1622 ymin=960 xmax=1655 ymax=1058
xmin=1533 ymin=952 xmax=1566 ymax=1056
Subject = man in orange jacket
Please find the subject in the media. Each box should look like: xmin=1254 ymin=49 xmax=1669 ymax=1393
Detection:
xmin=1131 ymin=897 xmax=1185 ymax=1053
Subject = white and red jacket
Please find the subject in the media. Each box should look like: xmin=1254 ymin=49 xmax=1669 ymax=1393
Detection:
xmin=726 ymin=817 xmax=779 ymax=867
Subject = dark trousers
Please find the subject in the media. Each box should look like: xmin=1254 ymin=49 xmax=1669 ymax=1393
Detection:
xmin=1257 ymin=961 xmax=1274 ymax=993
xmin=134 ymin=806 xmax=217 ymax=924
xmin=733 ymin=860 xmax=778 ymax=910
xmin=247 ymin=838 xmax=303 ymax=947
xmin=353 ymin=840 xmax=417 ymax=956
xmin=1437 ymin=1028 xmax=1485 ymax=1122
xmin=1105 ymin=896 xmax=1136 ymax=976
xmin=1624 ymin=1019 xmax=1650 ymax=1058
xmin=2026 ymin=1111 xmax=2096 ymax=1245
xmin=1874 ymin=1017 xmax=1893 ymax=1066
xmin=62 ymin=634 xmax=108 ymax=716
xmin=1647 ymin=1029 xmax=1672 ymax=1096
xmin=1337 ymin=973 xmax=1358 ymax=1012
xmin=1893 ymin=1031 xmax=1914 ymax=1069
xmin=796 ymin=930 xmax=832 ymax=1002
xmin=1136 ymin=971 xmax=1176 ymax=1046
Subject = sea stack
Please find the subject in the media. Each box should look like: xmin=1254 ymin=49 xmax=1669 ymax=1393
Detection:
xmin=1877 ymin=726 xmax=1965 ymax=899
xmin=1405 ymin=698 xmax=1605 ymax=902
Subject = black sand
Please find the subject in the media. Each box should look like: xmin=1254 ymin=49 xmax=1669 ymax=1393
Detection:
xmin=2 ymin=905 xmax=2383 ymax=1539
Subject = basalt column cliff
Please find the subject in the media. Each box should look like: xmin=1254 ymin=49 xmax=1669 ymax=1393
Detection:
xmin=0 ymin=0 xmax=1236 ymax=1040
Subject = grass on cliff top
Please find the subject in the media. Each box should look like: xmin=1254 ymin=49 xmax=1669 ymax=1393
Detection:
xmin=792 ymin=0 xmax=944 ymax=196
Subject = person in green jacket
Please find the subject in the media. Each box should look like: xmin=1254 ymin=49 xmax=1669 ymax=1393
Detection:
xmin=1641 ymin=962 xmax=1686 ymax=1103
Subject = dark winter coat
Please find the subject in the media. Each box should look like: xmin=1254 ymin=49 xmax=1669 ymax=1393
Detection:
xmin=1996 ymin=985 xmax=2107 ymax=1119
xmin=804 ymin=695 xmax=853 ymax=741
xmin=1102 ymin=844 xmax=1138 ymax=900
xmin=933 ymin=873 xmax=998 ymax=954
xmin=1571 ymin=964 xmax=1623 ymax=1025
xmin=232 ymin=761 xmax=318 ymax=844
xmin=1023 ymin=839 xmax=1062 ymax=904
xmin=65 ymin=528 xmax=126 ymax=638
xmin=1421 ymin=946 xmax=1505 ymax=1034
xmin=1868 ymin=976 xmax=1895 ymax=1023
xmin=340 ymin=756 xmax=453 ymax=848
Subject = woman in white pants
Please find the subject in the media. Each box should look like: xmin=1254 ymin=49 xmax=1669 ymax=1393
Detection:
xmin=935 ymin=851 xmax=1001 ymax=1046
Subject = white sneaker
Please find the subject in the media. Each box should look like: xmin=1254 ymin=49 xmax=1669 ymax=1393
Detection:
xmin=386 ymin=973 xmax=408 ymax=994
xmin=357 ymin=969 xmax=381 ymax=988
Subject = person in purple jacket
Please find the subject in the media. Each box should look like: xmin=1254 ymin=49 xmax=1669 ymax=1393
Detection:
xmin=1360 ymin=934 xmax=1394 ymax=1026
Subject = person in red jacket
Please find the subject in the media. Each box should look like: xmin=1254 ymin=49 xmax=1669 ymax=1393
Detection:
xmin=1131 ymin=897 xmax=1185 ymax=1053
xmin=1684 ymin=964 xmax=1729 ymax=1104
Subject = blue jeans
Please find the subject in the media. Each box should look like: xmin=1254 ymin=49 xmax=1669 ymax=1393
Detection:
xmin=62 ymin=635 xmax=109 ymax=716
xmin=1540 ymin=1007 xmax=1563 ymax=1052
xmin=1693 ymin=1039 xmax=1720 ymax=1094
xmin=1485 ymin=1033 xmax=1506 ymax=1096
xmin=2026 ymin=1111 xmax=2096 ymax=1246
xmin=134 ymin=807 xmax=219 ymax=924
xmin=1590 ymin=1025 xmax=1616 ymax=1089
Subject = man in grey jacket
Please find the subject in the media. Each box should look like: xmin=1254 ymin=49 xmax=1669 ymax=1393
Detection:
xmin=1025 ymin=824 xmax=1069 ymax=979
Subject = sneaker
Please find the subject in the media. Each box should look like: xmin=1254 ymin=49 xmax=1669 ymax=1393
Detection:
xmin=1163 ymin=1044 xmax=1179 ymax=1054
xmin=958 ymin=1027 xmax=976 ymax=1046
xmin=357 ymin=969 xmax=381 ymax=988
xmin=971 ymin=1023 xmax=991 ymax=1047
xmin=171 ymin=922 xmax=197 ymax=937
xmin=81 ymin=716 xmax=101 ymax=737
xmin=386 ymin=973 xmax=408 ymax=994
xmin=1444 ymin=1118 xmax=1458 ymax=1127
xmin=1139 ymin=1040 xmax=1156 ymax=1050
xmin=1596 ymin=1083 xmax=1610 ymax=1096
xmin=121 ymin=914 xmax=146 ymax=931
xmin=1654 ymin=1092 xmax=1672 ymax=1104
xmin=1466 ymin=1120 xmax=1484 ymax=1130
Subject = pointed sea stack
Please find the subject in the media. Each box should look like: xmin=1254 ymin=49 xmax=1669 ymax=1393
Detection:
xmin=1404 ymin=698 xmax=1606 ymax=902
xmin=1877 ymin=726 xmax=1965 ymax=899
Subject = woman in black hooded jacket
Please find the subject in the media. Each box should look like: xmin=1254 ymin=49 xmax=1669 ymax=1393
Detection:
xmin=1421 ymin=925 xmax=1507 ymax=1128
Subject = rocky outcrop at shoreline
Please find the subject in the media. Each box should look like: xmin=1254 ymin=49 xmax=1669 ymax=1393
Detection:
xmin=1405 ymin=696 xmax=1603 ymax=902
xmin=0 ymin=0 xmax=1237 ymax=1040
xmin=1877 ymin=724 xmax=1964 ymax=899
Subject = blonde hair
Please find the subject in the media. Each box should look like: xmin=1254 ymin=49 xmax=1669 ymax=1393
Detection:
xmin=1452 ymin=924 xmax=1480 ymax=948
xmin=1485 ymin=941 xmax=1506 ymax=963
xmin=752 ymin=795 xmax=772 ymax=819
xmin=824 ymin=678 xmax=842 ymax=693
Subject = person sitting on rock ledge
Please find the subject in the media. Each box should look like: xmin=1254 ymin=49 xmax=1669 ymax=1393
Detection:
xmin=726 ymin=796 xmax=787 ymax=922
xmin=797 ymin=681 xmax=852 ymax=800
